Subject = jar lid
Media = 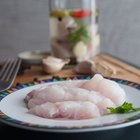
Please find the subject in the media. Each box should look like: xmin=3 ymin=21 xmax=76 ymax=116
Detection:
xmin=18 ymin=50 xmax=50 ymax=65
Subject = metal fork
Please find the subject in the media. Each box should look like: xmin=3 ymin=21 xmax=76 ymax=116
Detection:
xmin=0 ymin=58 xmax=21 ymax=92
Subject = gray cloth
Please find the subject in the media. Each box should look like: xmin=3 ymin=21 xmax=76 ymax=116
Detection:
xmin=0 ymin=0 xmax=140 ymax=67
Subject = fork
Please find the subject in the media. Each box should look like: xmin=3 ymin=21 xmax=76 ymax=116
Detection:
xmin=0 ymin=58 xmax=21 ymax=92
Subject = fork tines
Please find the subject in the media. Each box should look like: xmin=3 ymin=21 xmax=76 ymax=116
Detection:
xmin=0 ymin=58 xmax=21 ymax=82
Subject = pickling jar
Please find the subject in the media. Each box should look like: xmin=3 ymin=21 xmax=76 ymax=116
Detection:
xmin=49 ymin=0 xmax=100 ymax=63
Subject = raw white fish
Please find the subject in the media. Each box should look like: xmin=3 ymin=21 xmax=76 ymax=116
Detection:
xmin=97 ymin=98 xmax=116 ymax=115
xmin=29 ymin=101 xmax=101 ymax=119
xmin=27 ymin=84 xmax=106 ymax=109
xmin=25 ymin=74 xmax=126 ymax=119
xmin=81 ymin=74 xmax=126 ymax=106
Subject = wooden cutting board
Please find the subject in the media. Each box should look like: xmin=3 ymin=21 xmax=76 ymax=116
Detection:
xmin=14 ymin=54 xmax=140 ymax=85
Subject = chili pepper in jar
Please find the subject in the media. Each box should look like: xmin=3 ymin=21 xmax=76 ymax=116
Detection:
xmin=70 ymin=10 xmax=92 ymax=18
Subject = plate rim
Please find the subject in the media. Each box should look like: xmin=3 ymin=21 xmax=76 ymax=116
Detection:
xmin=0 ymin=76 xmax=140 ymax=132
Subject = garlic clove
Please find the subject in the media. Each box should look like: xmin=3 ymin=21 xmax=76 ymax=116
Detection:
xmin=73 ymin=41 xmax=87 ymax=62
xmin=42 ymin=56 xmax=70 ymax=74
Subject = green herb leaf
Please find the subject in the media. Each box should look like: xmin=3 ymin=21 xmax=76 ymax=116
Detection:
xmin=68 ymin=25 xmax=91 ymax=45
xmin=107 ymin=102 xmax=140 ymax=114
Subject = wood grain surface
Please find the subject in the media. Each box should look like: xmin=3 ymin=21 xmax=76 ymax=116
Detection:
xmin=14 ymin=54 xmax=140 ymax=86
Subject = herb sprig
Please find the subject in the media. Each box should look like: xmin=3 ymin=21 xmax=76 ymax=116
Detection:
xmin=108 ymin=102 xmax=140 ymax=114
xmin=68 ymin=25 xmax=91 ymax=45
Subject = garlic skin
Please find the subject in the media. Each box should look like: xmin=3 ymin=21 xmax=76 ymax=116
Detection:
xmin=42 ymin=56 xmax=70 ymax=74
xmin=91 ymin=61 xmax=116 ymax=76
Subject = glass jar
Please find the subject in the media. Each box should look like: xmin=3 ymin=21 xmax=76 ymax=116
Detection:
xmin=49 ymin=0 xmax=100 ymax=63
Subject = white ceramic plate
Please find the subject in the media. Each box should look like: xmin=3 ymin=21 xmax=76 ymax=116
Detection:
xmin=0 ymin=77 xmax=140 ymax=133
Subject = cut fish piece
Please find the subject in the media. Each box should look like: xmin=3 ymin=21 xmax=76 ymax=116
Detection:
xmin=27 ymin=84 xmax=106 ymax=109
xmin=29 ymin=101 xmax=101 ymax=119
xmin=81 ymin=74 xmax=103 ymax=90
xmin=97 ymin=98 xmax=116 ymax=115
xmin=81 ymin=74 xmax=126 ymax=106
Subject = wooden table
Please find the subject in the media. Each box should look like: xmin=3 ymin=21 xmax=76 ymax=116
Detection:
xmin=14 ymin=54 xmax=140 ymax=85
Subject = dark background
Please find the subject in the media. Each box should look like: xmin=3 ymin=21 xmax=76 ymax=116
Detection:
xmin=0 ymin=122 xmax=140 ymax=140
